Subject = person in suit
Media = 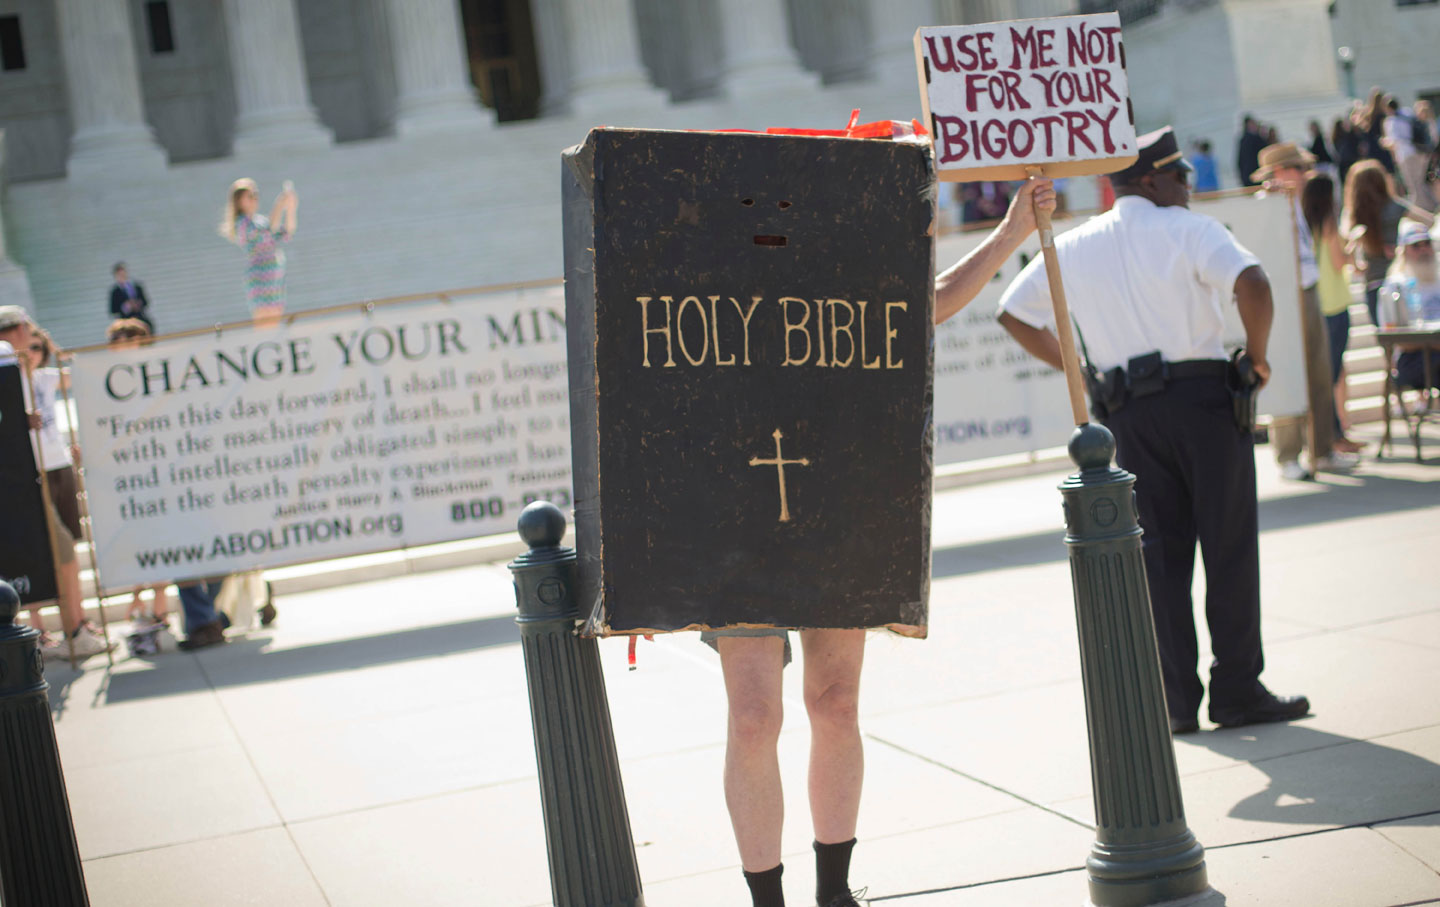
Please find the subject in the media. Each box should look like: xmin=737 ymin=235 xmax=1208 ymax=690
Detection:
xmin=1237 ymin=115 xmax=1267 ymax=188
xmin=108 ymin=263 xmax=153 ymax=333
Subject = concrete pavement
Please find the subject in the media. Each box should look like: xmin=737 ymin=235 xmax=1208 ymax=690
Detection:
xmin=42 ymin=422 xmax=1440 ymax=906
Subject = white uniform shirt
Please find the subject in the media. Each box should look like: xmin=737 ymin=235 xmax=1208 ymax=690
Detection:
xmin=997 ymin=196 xmax=1261 ymax=373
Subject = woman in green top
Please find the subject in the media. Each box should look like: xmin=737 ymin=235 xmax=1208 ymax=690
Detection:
xmin=1305 ymin=173 xmax=1365 ymax=453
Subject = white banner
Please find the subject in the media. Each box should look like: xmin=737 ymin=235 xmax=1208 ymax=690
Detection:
xmin=71 ymin=287 xmax=571 ymax=591
xmin=931 ymin=190 xmax=1306 ymax=464
xmin=71 ymin=195 xmax=1304 ymax=587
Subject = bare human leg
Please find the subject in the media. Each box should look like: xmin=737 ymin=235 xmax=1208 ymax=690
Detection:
xmin=717 ymin=635 xmax=788 ymax=871
xmin=801 ymin=628 xmax=866 ymax=905
xmin=801 ymin=628 xmax=865 ymax=843
xmin=56 ymin=558 xmax=84 ymax=635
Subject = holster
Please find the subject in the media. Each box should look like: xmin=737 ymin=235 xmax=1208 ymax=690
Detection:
xmin=1084 ymin=364 xmax=1127 ymax=422
xmin=1227 ymin=349 xmax=1260 ymax=435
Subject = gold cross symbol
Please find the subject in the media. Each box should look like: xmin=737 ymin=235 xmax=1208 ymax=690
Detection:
xmin=748 ymin=428 xmax=810 ymax=523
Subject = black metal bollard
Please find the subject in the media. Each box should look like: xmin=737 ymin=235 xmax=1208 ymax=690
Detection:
xmin=0 ymin=580 xmax=89 ymax=906
xmin=508 ymin=502 xmax=644 ymax=907
xmin=1060 ymin=425 xmax=1214 ymax=907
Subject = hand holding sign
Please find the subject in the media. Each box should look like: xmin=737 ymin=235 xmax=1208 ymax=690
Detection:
xmin=915 ymin=13 xmax=1137 ymax=183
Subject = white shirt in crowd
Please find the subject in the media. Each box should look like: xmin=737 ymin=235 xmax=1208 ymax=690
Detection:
xmin=1256 ymin=190 xmax=1316 ymax=288
xmin=25 ymin=367 xmax=72 ymax=470
xmin=1292 ymin=197 xmax=1317 ymax=290
xmin=997 ymin=196 xmax=1261 ymax=373
xmin=1384 ymin=110 xmax=1417 ymax=163
xmin=1378 ymin=275 xmax=1440 ymax=327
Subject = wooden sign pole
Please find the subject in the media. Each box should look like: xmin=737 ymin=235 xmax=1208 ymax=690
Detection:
xmin=1025 ymin=166 xmax=1089 ymax=426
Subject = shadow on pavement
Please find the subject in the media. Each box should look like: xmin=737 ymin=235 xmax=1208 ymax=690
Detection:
xmin=1185 ymin=723 xmax=1440 ymax=828
xmin=932 ymin=472 xmax=1440 ymax=580
xmin=99 ymin=614 xmax=521 ymax=704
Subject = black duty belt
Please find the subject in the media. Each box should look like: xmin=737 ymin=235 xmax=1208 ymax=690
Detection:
xmin=1085 ymin=355 xmax=1231 ymax=421
xmin=1163 ymin=359 xmax=1230 ymax=381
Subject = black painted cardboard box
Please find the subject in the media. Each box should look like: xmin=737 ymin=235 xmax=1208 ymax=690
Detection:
xmin=563 ymin=127 xmax=934 ymax=637
xmin=0 ymin=364 xmax=57 ymax=604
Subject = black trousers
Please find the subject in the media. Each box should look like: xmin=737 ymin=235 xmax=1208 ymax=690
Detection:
xmin=1104 ymin=376 xmax=1265 ymax=720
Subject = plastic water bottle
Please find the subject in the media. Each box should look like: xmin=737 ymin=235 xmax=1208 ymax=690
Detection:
xmin=1404 ymin=277 xmax=1424 ymax=326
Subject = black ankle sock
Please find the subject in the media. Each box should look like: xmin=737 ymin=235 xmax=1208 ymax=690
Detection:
xmin=743 ymin=863 xmax=785 ymax=907
xmin=814 ymin=838 xmax=856 ymax=904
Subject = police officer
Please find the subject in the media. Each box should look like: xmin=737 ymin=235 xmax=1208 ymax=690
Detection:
xmin=992 ymin=127 xmax=1310 ymax=735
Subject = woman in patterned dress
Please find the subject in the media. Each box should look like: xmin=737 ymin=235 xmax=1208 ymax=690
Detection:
xmin=221 ymin=177 xmax=298 ymax=323
xmin=211 ymin=178 xmax=293 ymax=635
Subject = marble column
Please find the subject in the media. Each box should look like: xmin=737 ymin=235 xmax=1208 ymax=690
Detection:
xmin=716 ymin=0 xmax=818 ymax=96
xmin=530 ymin=0 xmax=573 ymax=115
xmin=868 ymin=0 xmax=934 ymax=89
xmin=561 ymin=0 xmax=665 ymax=116
xmin=786 ymin=0 xmax=872 ymax=84
xmin=55 ymin=0 xmax=167 ymax=178
xmin=818 ymin=0 xmax=874 ymax=84
xmin=222 ymin=0 xmax=332 ymax=154
xmin=0 ymin=132 xmax=34 ymax=312
xmin=385 ymin=0 xmax=493 ymax=135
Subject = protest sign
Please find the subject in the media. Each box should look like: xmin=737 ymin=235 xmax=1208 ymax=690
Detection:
xmin=69 ymin=286 xmax=571 ymax=592
xmin=915 ymin=13 xmax=1138 ymax=182
xmin=930 ymin=191 xmax=1307 ymax=463
xmin=0 ymin=359 xmax=58 ymax=604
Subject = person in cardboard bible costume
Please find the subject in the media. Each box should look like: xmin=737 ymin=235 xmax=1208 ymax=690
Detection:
xmin=992 ymin=127 xmax=1310 ymax=736
xmin=715 ymin=178 xmax=1056 ymax=907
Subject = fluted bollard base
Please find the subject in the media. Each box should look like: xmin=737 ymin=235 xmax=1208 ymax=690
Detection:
xmin=1061 ymin=425 xmax=1212 ymax=907
xmin=509 ymin=503 xmax=644 ymax=907
xmin=0 ymin=581 xmax=89 ymax=906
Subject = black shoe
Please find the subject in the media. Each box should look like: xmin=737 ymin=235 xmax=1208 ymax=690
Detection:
xmin=820 ymin=889 xmax=867 ymax=907
xmin=177 ymin=620 xmax=227 ymax=651
xmin=259 ymin=582 xmax=277 ymax=627
xmin=1169 ymin=715 xmax=1200 ymax=735
xmin=1209 ymin=690 xmax=1310 ymax=728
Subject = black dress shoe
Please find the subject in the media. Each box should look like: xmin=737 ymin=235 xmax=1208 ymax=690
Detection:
xmin=1169 ymin=716 xmax=1200 ymax=735
xmin=1209 ymin=691 xmax=1310 ymax=728
xmin=177 ymin=620 xmax=227 ymax=651
xmin=259 ymin=581 xmax=278 ymax=627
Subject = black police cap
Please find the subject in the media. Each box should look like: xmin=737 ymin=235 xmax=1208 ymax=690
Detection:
xmin=1110 ymin=126 xmax=1190 ymax=184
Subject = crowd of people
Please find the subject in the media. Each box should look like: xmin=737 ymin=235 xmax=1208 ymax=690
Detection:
xmin=1241 ymin=95 xmax=1438 ymax=479
xmin=1236 ymin=89 xmax=1437 ymax=212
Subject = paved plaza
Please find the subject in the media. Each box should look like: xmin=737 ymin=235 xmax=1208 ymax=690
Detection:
xmin=45 ymin=423 xmax=1440 ymax=906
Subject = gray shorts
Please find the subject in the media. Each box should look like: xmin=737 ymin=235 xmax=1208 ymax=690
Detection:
xmin=700 ymin=627 xmax=793 ymax=666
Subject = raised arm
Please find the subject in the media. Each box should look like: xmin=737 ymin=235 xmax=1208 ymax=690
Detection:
xmin=269 ymin=193 xmax=287 ymax=230
xmin=282 ymin=188 xmax=298 ymax=236
xmin=935 ymin=178 xmax=1055 ymax=324
xmin=1234 ymin=264 xmax=1274 ymax=387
